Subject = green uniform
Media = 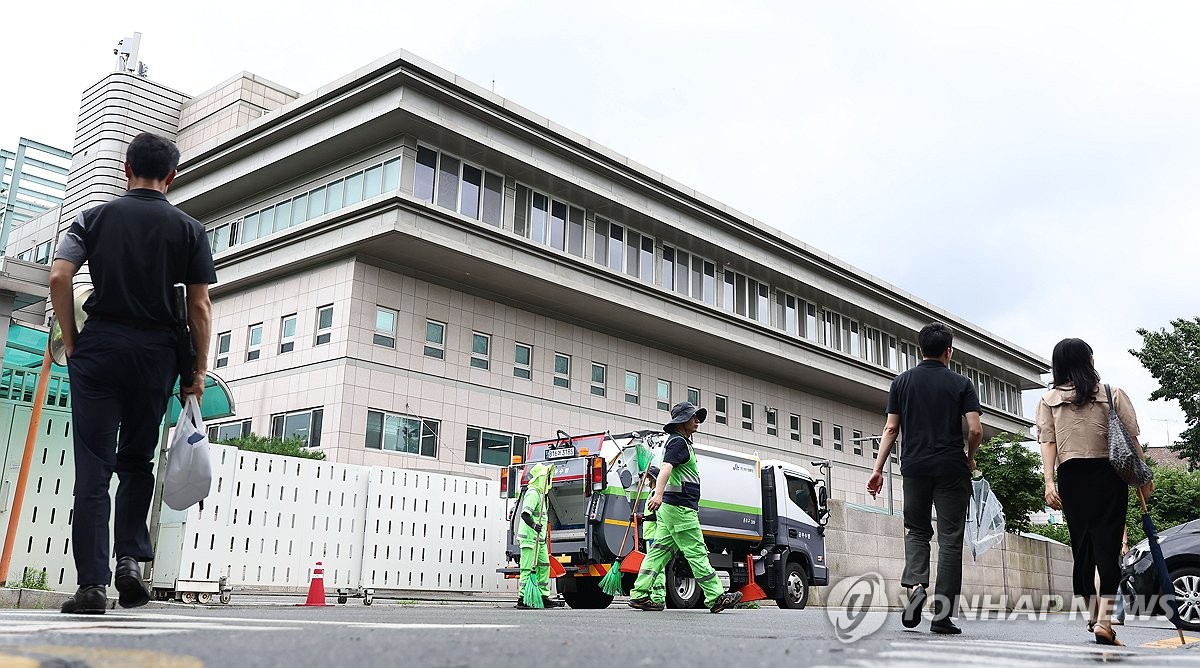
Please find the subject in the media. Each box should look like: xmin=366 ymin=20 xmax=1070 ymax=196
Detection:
xmin=518 ymin=464 xmax=552 ymax=600
xmin=640 ymin=447 xmax=667 ymax=605
xmin=630 ymin=435 xmax=724 ymax=608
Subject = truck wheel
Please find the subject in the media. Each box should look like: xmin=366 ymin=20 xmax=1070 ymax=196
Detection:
xmin=563 ymin=577 xmax=614 ymax=609
xmin=666 ymin=557 xmax=703 ymax=609
xmin=775 ymin=562 xmax=809 ymax=610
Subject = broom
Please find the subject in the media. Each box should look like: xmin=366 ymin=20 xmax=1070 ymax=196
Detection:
xmin=600 ymin=449 xmax=649 ymax=595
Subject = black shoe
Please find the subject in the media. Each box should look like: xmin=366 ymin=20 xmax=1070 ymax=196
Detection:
xmin=61 ymin=585 xmax=107 ymax=614
xmin=930 ymin=618 xmax=962 ymax=635
xmin=542 ymin=597 xmax=565 ymax=608
xmin=902 ymin=585 xmax=927 ymax=629
xmin=709 ymin=591 xmax=742 ymax=613
xmin=628 ymin=596 xmax=665 ymax=612
xmin=115 ymin=557 xmax=151 ymax=609
xmin=516 ymin=597 xmax=533 ymax=610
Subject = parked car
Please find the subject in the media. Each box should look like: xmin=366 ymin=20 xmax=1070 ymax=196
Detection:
xmin=1121 ymin=518 xmax=1200 ymax=631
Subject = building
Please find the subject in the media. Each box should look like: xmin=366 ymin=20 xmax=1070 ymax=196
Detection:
xmin=40 ymin=48 xmax=1048 ymax=509
xmin=1 ymin=138 xmax=71 ymax=264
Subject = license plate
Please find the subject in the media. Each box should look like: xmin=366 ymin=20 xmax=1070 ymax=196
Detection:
xmin=546 ymin=446 xmax=575 ymax=460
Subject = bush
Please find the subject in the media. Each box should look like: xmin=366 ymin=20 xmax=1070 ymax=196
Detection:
xmin=1125 ymin=462 xmax=1200 ymax=545
xmin=975 ymin=433 xmax=1045 ymax=533
xmin=6 ymin=567 xmax=50 ymax=590
xmin=1026 ymin=523 xmax=1071 ymax=546
xmin=215 ymin=433 xmax=326 ymax=460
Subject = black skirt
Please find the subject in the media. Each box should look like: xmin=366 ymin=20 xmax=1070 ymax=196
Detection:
xmin=1057 ymin=457 xmax=1128 ymax=597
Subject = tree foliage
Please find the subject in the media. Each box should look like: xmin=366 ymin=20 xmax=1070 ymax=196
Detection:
xmin=1025 ymin=522 xmax=1071 ymax=545
xmin=974 ymin=432 xmax=1044 ymax=534
xmin=1130 ymin=317 xmax=1200 ymax=469
xmin=1125 ymin=462 xmax=1200 ymax=545
xmin=215 ymin=433 xmax=326 ymax=460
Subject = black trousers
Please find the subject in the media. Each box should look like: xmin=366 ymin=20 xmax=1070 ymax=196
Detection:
xmin=67 ymin=321 xmax=177 ymax=586
xmin=1057 ymin=457 xmax=1127 ymax=599
xmin=902 ymin=473 xmax=972 ymax=619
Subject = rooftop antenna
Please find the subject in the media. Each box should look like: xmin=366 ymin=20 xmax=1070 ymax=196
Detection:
xmin=113 ymin=32 xmax=149 ymax=77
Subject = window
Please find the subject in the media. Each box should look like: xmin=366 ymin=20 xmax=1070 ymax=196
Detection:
xmin=811 ymin=419 xmax=823 ymax=447
xmin=821 ymin=309 xmax=843 ymax=351
xmin=664 ymin=245 xmax=714 ymax=305
xmin=741 ymin=401 xmax=754 ymax=430
xmin=33 ymin=241 xmax=51 ymax=265
xmin=279 ymin=314 xmax=297 ymax=353
xmin=466 ymin=427 xmax=528 ymax=467
xmin=470 ymin=332 xmax=491 ymax=370
xmin=789 ymin=414 xmax=801 ymax=441
xmin=365 ymin=409 xmax=437 ymax=458
xmin=482 ymin=172 xmax=504 ymax=227
xmin=271 ymin=408 xmax=323 ymax=448
xmin=246 ymin=323 xmax=263 ymax=361
xmin=424 ymin=320 xmax=445 ymax=359
xmin=553 ymin=353 xmax=571 ymax=388
xmin=516 ymin=184 xmax=584 ymax=256
xmin=785 ymin=474 xmax=819 ymax=521
xmin=899 ymin=342 xmax=919 ymax=371
xmin=833 ymin=425 xmax=844 ymax=451
xmin=661 ymin=245 xmax=676 ymax=291
xmin=415 ymin=146 xmax=437 ymax=201
xmin=514 ymin=343 xmax=532 ymax=380
xmin=766 ymin=407 xmax=778 ymax=436
xmin=374 ymin=307 xmax=397 ymax=348
xmin=315 ymin=305 xmax=333 ymax=345
xmin=775 ymin=291 xmax=799 ymax=337
xmin=590 ymin=363 xmax=606 ymax=397
xmin=215 ymin=331 xmax=231 ymax=368
xmin=625 ymin=230 xmax=655 ymax=283
xmin=436 ymin=154 xmax=460 ymax=211
xmin=803 ymin=302 xmax=818 ymax=341
xmin=715 ymin=394 xmax=728 ymax=425
xmin=656 ymin=379 xmax=671 ymax=411
xmin=853 ymin=429 xmax=864 ymax=456
xmin=687 ymin=387 xmax=700 ymax=407
xmin=725 ymin=271 xmax=770 ymax=323
xmin=207 ymin=419 xmax=251 ymax=443
xmin=950 ymin=360 xmax=963 ymax=376
xmin=624 ymin=371 xmax=640 ymax=404
xmin=873 ymin=435 xmax=881 ymax=458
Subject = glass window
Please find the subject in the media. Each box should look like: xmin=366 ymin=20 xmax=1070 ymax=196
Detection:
xmin=624 ymin=371 xmax=640 ymax=405
xmin=274 ymin=200 xmax=291 ymax=232
xmin=811 ymin=420 xmax=822 ymax=448
xmin=742 ymin=401 xmax=754 ymax=430
xmin=382 ymin=159 xmax=401 ymax=193
xmin=364 ymin=164 xmax=383 ymax=199
xmin=567 ymin=206 xmax=584 ymax=257
xmin=208 ymin=419 xmax=252 ymax=443
xmin=550 ymin=200 xmax=567 ymax=250
xmin=243 ymin=213 xmax=261 ymax=243
xmin=756 ymin=283 xmax=770 ymax=325
xmin=315 ymin=305 xmax=334 ymax=345
xmin=626 ymin=230 xmax=641 ymax=279
xmin=215 ymin=331 xmax=231 ymax=368
xmin=789 ymin=414 xmax=801 ymax=441
xmin=436 ymin=155 xmax=460 ymax=211
xmin=608 ymin=222 xmax=624 ymax=271
xmin=280 ymin=314 xmax=297 ymax=353
xmin=424 ymin=320 xmax=445 ymax=359
xmin=460 ymin=164 xmax=482 ymax=219
xmin=415 ymin=146 xmax=437 ymax=201
xmin=307 ymin=186 xmax=326 ymax=219
xmin=691 ymin=256 xmax=703 ymax=301
xmin=291 ymin=193 xmax=308 ymax=226
xmin=640 ymin=235 xmax=655 ymax=283
xmin=257 ymin=208 xmax=273 ymax=238
xmin=325 ymin=179 xmax=344 ymax=214
xmin=715 ymin=394 xmax=728 ymax=425
xmin=365 ymin=410 xmax=437 ymax=458
xmin=246 ymin=323 xmax=263 ymax=361
xmin=766 ymin=407 xmax=778 ymax=436
xmin=723 ymin=271 xmax=736 ymax=313
xmin=593 ymin=218 xmax=609 ymax=267
xmin=514 ymin=343 xmax=532 ymax=380
xmin=344 ymin=172 xmax=364 ymax=206
xmin=853 ymin=429 xmax=864 ymax=456
xmin=687 ymin=387 xmax=700 ymax=406
xmin=514 ymin=185 xmax=529 ymax=238
xmin=833 ymin=425 xmax=844 ymax=451
xmin=590 ymin=363 xmax=606 ymax=397
xmin=553 ymin=353 xmax=571 ymax=389
xmin=211 ymin=225 xmax=230 ymax=253
xmin=470 ymin=332 xmax=490 ymax=370
xmin=804 ymin=303 xmax=818 ymax=341
xmin=530 ymin=192 xmax=549 ymax=245
xmin=656 ymin=379 xmax=670 ymax=411
xmin=466 ymin=427 xmax=528 ymax=467
xmin=662 ymin=245 xmax=676 ymax=291
xmin=271 ymin=408 xmax=324 ymax=448
xmin=786 ymin=475 xmax=818 ymax=520
xmin=374 ymin=307 xmax=397 ymax=348
xmin=482 ymin=172 xmax=503 ymax=227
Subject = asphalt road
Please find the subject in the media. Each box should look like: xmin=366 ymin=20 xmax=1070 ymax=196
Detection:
xmin=0 ymin=598 xmax=1197 ymax=667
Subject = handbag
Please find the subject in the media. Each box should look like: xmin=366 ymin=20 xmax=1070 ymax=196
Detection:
xmin=163 ymin=394 xmax=214 ymax=510
xmin=1105 ymin=384 xmax=1153 ymax=486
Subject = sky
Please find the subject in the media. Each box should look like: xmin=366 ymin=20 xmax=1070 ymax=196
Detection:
xmin=3 ymin=1 xmax=1193 ymax=441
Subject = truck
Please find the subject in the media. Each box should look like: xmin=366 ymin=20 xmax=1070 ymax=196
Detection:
xmin=499 ymin=429 xmax=830 ymax=610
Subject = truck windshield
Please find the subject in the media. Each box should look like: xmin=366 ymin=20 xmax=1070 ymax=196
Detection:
xmin=785 ymin=475 xmax=817 ymax=520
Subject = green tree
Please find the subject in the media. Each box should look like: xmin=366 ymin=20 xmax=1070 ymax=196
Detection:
xmin=1130 ymin=317 xmax=1200 ymax=469
xmin=1025 ymin=523 xmax=1071 ymax=545
xmin=215 ymin=433 xmax=327 ymax=460
xmin=1124 ymin=462 xmax=1200 ymax=545
xmin=974 ymin=432 xmax=1045 ymax=533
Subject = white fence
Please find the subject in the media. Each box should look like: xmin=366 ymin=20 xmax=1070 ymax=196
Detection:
xmin=1 ymin=401 xmax=514 ymax=595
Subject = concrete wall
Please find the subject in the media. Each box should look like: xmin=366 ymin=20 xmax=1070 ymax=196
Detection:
xmin=177 ymin=72 xmax=299 ymax=154
xmin=813 ymin=499 xmax=1073 ymax=610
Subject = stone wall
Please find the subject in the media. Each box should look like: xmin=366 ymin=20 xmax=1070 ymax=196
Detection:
xmin=811 ymin=499 xmax=1074 ymax=610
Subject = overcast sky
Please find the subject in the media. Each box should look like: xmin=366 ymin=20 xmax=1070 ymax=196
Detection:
xmin=4 ymin=1 xmax=1193 ymax=440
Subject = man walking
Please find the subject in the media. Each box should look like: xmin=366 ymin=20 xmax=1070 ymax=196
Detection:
xmin=866 ymin=322 xmax=983 ymax=634
xmin=49 ymin=133 xmax=216 ymax=614
xmin=628 ymin=401 xmax=742 ymax=613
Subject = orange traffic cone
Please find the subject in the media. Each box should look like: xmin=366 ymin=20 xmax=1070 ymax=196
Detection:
xmin=737 ymin=554 xmax=767 ymax=602
xmin=299 ymin=561 xmax=329 ymax=607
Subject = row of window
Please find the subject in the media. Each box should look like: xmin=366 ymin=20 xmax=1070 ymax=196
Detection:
xmin=13 ymin=240 xmax=51 ymax=264
xmin=213 ymin=306 xmax=334 ymax=368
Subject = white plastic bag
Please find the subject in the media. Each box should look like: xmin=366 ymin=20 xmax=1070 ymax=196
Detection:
xmin=965 ymin=474 xmax=1006 ymax=561
xmin=163 ymin=394 xmax=213 ymax=511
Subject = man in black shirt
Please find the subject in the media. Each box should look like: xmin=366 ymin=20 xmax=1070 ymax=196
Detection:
xmin=867 ymin=322 xmax=983 ymax=634
xmin=49 ymin=133 xmax=216 ymax=614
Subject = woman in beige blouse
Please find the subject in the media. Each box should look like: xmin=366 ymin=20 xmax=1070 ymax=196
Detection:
xmin=1037 ymin=338 xmax=1154 ymax=646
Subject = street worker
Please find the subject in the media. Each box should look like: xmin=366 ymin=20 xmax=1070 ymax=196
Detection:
xmin=517 ymin=463 xmax=563 ymax=609
xmin=628 ymin=402 xmax=742 ymax=613
xmin=867 ymin=322 xmax=982 ymax=635
xmin=49 ymin=133 xmax=215 ymax=615
xmin=637 ymin=451 xmax=667 ymax=609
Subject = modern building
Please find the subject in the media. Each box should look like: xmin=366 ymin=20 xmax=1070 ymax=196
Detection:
xmin=39 ymin=47 xmax=1048 ymax=509
xmin=1 ymin=138 xmax=71 ymax=263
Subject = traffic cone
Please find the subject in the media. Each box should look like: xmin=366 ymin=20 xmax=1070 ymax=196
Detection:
xmin=737 ymin=554 xmax=767 ymax=603
xmin=299 ymin=561 xmax=329 ymax=607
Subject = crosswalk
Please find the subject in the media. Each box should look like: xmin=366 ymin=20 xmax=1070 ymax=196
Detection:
xmin=821 ymin=638 xmax=1200 ymax=667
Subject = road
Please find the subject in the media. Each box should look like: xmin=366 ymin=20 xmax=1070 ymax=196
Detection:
xmin=0 ymin=598 xmax=1196 ymax=667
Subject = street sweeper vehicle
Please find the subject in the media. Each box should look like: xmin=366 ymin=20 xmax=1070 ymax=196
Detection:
xmin=498 ymin=430 xmax=830 ymax=609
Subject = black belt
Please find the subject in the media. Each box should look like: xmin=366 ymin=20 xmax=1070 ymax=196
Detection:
xmin=88 ymin=315 xmax=175 ymax=333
